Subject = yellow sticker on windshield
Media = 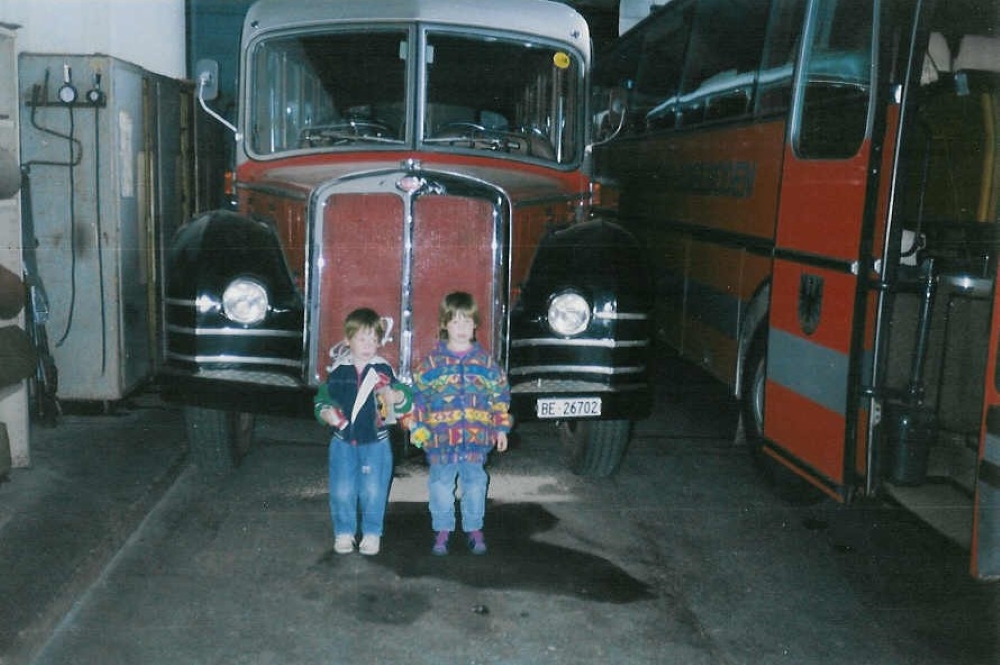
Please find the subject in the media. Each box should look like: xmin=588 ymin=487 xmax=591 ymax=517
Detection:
xmin=553 ymin=52 xmax=571 ymax=69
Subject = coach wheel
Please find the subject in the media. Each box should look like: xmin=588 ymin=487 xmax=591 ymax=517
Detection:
xmin=559 ymin=419 xmax=631 ymax=477
xmin=184 ymin=406 xmax=256 ymax=475
xmin=741 ymin=328 xmax=768 ymax=467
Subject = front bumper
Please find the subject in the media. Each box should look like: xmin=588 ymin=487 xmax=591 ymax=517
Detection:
xmin=158 ymin=369 xmax=315 ymax=419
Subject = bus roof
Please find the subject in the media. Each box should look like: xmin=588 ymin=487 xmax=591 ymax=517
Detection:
xmin=243 ymin=0 xmax=591 ymax=64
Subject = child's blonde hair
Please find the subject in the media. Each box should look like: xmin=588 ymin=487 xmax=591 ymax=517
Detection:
xmin=438 ymin=291 xmax=480 ymax=340
xmin=344 ymin=307 xmax=385 ymax=342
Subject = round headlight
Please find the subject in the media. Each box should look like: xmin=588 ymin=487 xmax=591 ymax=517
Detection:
xmin=222 ymin=278 xmax=269 ymax=325
xmin=547 ymin=292 xmax=591 ymax=336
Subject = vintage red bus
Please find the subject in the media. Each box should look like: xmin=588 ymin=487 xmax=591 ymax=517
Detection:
xmin=161 ymin=0 xmax=653 ymax=477
xmin=592 ymin=0 xmax=1000 ymax=579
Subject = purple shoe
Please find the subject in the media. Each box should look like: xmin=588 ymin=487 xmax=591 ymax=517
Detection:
xmin=432 ymin=530 xmax=450 ymax=556
xmin=468 ymin=530 xmax=487 ymax=555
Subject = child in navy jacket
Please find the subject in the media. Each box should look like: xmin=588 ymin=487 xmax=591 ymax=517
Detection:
xmin=314 ymin=308 xmax=410 ymax=556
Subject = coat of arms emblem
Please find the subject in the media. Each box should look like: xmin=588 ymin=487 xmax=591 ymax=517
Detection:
xmin=798 ymin=273 xmax=824 ymax=335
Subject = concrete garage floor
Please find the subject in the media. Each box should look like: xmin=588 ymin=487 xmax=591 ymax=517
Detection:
xmin=0 ymin=352 xmax=997 ymax=665
xmin=0 ymin=390 xmax=189 ymax=665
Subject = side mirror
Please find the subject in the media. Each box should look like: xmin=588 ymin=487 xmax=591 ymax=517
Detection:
xmin=193 ymin=59 xmax=239 ymax=139
xmin=195 ymin=59 xmax=220 ymax=102
xmin=592 ymin=83 xmax=630 ymax=144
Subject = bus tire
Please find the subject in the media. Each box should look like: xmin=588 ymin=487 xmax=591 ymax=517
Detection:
xmin=559 ymin=419 xmax=631 ymax=477
xmin=741 ymin=327 xmax=769 ymax=470
xmin=740 ymin=328 xmax=823 ymax=504
xmin=184 ymin=406 xmax=255 ymax=475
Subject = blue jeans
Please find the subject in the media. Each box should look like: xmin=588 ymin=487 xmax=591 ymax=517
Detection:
xmin=428 ymin=461 xmax=488 ymax=532
xmin=328 ymin=437 xmax=393 ymax=538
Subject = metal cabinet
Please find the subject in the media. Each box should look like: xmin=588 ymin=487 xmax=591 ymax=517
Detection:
xmin=18 ymin=54 xmax=193 ymax=403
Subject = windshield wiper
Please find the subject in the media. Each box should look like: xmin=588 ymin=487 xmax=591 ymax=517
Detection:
xmin=299 ymin=120 xmax=402 ymax=147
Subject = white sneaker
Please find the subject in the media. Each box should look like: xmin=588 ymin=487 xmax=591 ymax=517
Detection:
xmin=359 ymin=534 xmax=381 ymax=556
xmin=334 ymin=534 xmax=355 ymax=554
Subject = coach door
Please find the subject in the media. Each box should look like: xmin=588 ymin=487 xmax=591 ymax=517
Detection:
xmin=764 ymin=0 xmax=879 ymax=496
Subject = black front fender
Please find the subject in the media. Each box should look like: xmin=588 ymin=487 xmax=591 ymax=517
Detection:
xmin=161 ymin=210 xmax=306 ymax=411
xmin=518 ymin=217 xmax=653 ymax=319
xmin=509 ymin=217 xmax=653 ymax=422
xmin=167 ymin=209 xmax=300 ymax=307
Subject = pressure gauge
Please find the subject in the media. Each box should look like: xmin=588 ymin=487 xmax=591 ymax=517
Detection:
xmin=58 ymin=64 xmax=77 ymax=104
xmin=58 ymin=83 xmax=77 ymax=104
xmin=86 ymin=88 xmax=105 ymax=105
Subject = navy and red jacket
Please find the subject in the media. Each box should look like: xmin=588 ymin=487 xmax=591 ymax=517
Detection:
xmin=313 ymin=354 xmax=399 ymax=445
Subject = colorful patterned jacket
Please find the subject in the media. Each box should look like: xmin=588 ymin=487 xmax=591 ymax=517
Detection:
xmin=410 ymin=341 xmax=512 ymax=465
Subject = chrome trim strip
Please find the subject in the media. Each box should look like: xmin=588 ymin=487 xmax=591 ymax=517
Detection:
xmin=509 ymin=364 xmax=645 ymax=376
xmin=399 ymin=186 xmax=416 ymax=381
xmin=167 ymin=352 xmax=301 ymax=368
xmin=165 ymin=297 xmax=197 ymax=307
xmin=168 ymin=324 xmax=300 ymax=338
xmin=594 ymin=311 xmax=649 ymax=321
xmin=510 ymin=381 xmax=648 ymax=393
xmin=510 ymin=338 xmax=647 ymax=348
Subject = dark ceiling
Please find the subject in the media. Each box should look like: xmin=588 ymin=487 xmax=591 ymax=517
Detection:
xmin=566 ymin=0 xmax=621 ymax=51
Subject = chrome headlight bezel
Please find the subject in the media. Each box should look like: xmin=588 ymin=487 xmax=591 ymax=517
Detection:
xmin=222 ymin=278 xmax=270 ymax=325
xmin=547 ymin=291 xmax=591 ymax=336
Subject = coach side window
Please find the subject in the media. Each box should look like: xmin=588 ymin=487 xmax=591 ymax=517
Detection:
xmin=756 ymin=0 xmax=807 ymax=118
xmin=633 ymin=5 xmax=693 ymax=132
xmin=675 ymin=0 xmax=770 ymax=127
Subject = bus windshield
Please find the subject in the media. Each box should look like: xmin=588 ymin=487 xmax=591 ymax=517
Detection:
xmin=422 ymin=30 xmax=581 ymax=164
xmin=249 ymin=29 xmax=408 ymax=154
xmin=248 ymin=26 xmax=582 ymax=166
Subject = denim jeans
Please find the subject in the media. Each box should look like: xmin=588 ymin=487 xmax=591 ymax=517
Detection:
xmin=328 ymin=437 xmax=393 ymax=538
xmin=428 ymin=461 xmax=488 ymax=532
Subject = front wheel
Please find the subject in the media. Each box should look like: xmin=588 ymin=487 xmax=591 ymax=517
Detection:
xmin=184 ymin=407 xmax=255 ymax=475
xmin=559 ymin=419 xmax=631 ymax=477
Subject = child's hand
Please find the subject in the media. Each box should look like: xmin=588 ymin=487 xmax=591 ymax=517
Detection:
xmin=410 ymin=425 xmax=431 ymax=448
xmin=494 ymin=432 xmax=508 ymax=453
xmin=320 ymin=406 xmax=348 ymax=430
xmin=374 ymin=372 xmax=392 ymax=391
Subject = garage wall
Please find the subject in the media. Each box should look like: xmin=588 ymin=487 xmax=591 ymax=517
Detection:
xmin=0 ymin=0 xmax=184 ymax=78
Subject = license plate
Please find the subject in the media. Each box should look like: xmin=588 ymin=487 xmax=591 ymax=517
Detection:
xmin=536 ymin=397 xmax=602 ymax=419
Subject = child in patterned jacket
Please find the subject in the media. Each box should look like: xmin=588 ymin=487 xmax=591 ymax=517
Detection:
xmin=410 ymin=292 xmax=512 ymax=555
